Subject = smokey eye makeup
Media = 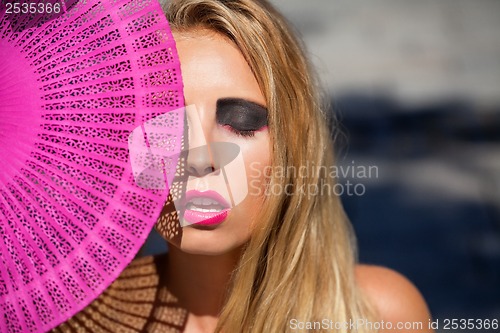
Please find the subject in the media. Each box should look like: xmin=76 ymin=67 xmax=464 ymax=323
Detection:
xmin=216 ymin=98 xmax=268 ymax=137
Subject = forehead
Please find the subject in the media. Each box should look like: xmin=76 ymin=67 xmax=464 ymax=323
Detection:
xmin=173 ymin=29 xmax=266 ymax=107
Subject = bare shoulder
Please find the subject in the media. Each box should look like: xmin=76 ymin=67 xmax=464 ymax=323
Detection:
xmin=356 ymin=264 xmax=434 ymax=332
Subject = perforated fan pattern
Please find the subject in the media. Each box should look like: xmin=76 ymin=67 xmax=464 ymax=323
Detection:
xmin=49 ymin=255 xmax=189 ymax=332
xmin=0 ymin=1 xmax=184 ymax=332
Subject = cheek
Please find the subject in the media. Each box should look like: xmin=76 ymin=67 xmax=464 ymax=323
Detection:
xmin=237 ymin=145 xmax=270 ymax=235
xmin=240 ymin=137 xmax=270 ymax=200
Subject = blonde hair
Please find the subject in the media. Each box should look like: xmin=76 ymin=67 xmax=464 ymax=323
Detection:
xmin=163 ymin=0 xmax=375 ymax=331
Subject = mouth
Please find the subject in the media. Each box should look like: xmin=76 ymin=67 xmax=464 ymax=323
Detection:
xmin=185 ymin=197 xmax=227 ymax=212
xmin=182 ymin=190 xmax=231 ymax=226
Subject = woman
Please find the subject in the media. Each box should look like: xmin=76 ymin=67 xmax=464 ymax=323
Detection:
xmin=54 ymin=0 xmax=431 ymax=332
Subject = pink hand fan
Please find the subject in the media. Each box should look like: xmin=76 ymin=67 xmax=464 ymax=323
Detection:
xmin=0 ymin=0 xmax=184 ymax=332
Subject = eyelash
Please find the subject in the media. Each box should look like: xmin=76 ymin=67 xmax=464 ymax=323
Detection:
xmin=223 ymin=125 xmax=256 ymax=138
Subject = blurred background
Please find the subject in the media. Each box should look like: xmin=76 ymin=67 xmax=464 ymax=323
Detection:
xmin=143 ymin=0 xmax=500 ymax=329
xmin=270 ymin=0 xmax=500 ymax=328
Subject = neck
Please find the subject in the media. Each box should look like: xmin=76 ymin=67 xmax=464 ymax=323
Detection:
xmin=166 ymin=245 xmax=242 ymax=316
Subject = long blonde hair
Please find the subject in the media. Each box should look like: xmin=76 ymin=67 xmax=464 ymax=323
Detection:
xmin=163 ymin=0 xmax=375 ymax=331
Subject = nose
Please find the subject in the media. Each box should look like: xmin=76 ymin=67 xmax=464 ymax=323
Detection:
xmin=186 ymin=144 xmax=215 ymax=177
xmin=184 ymin=105 xmax=216 ymax=177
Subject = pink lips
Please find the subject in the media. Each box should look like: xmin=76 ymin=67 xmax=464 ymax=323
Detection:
xmin=183 ymin=190 xmax=231 ymax=226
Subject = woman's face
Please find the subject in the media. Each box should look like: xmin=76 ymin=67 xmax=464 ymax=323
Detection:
xmin=160 ymin=30 xmax=270 ymax=255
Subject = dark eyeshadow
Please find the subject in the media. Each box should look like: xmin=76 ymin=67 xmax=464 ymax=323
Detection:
xmin=216 ymin=98 xmax=268 ymax=131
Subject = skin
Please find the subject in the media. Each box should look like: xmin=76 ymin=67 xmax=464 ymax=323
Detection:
xmin=53 ymin=29 xmax=433 ymax=333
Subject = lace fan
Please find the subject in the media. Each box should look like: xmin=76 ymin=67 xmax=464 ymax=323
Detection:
xmin=0 ymin=0 xmax=184 ymax=332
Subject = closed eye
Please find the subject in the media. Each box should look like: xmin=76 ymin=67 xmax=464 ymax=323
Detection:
xmin=216 ymin=98 xmax=268 ymax=138
xmin=223 ymin=125 xmax=257 ymax=137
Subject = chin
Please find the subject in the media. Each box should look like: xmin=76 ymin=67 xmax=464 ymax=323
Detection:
xmin=169 ymin=226 xmax=249 ymax=256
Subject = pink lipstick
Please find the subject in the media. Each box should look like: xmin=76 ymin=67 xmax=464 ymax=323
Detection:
xmin=183 ymin=190 xmax=231 ymax=226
